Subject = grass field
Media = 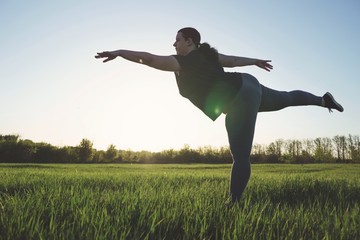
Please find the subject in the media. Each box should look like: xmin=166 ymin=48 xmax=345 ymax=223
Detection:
xmin=0 ymin=164 xmax=359 ymax=239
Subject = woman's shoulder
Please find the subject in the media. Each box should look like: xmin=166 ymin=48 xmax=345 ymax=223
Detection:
xmin=173 ymin=50 xmax=202 ymax=65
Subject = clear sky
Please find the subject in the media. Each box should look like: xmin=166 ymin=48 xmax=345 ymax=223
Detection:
xmin=1 ymin=1 xmax=359 ymax=151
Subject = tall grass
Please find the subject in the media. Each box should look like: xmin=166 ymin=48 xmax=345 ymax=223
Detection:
xmin=0 ymin=164 xmax=359 ymax=239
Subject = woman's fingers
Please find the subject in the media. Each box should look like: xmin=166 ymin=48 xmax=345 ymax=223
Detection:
xmin=103 ymin=56 xmax=116 ymax=63
xmin=95 ymin=52 xmax=116 ymax=62
xmin=95 ymin=51 xmax=110 ymax=58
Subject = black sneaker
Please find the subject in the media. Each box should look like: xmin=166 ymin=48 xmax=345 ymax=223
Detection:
xmin=323 ymin=92 xmax=344 ymax=112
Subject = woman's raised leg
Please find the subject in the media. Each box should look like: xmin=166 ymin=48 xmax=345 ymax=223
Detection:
xmin=258 ymin=85 xmax=322 ymax=112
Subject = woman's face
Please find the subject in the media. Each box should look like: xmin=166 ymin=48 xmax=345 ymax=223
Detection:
xmin=173 ymin=32 xmax=191 ymax=56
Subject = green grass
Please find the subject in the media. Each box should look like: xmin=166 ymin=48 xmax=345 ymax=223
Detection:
xmin=0 ymin=164 xmax=359 ymax=239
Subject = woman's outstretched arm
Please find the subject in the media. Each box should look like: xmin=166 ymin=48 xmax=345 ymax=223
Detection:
xmin=95 ymin=50 xmax=181 ymax=72
xmin=218 ymin=53 xmax=273 ymax=72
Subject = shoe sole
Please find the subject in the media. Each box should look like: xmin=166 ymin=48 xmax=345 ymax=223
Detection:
xmin=326 ymin=92 xmax=344 ymax=112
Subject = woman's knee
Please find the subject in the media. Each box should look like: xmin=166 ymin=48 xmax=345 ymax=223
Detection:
xmin=232 ymin=156 xmax=251 ymax=170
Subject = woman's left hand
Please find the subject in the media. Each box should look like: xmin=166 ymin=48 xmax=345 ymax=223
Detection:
xmin=255 ymin=60 xmax=273 ymax=72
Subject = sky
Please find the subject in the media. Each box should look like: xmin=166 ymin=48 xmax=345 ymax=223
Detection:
xmin=1 ymin=1 xmax=359 ymax=152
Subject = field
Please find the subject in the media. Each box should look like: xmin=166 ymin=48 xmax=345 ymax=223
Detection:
xmin=0 ymin=164 xmax=359 ymax=239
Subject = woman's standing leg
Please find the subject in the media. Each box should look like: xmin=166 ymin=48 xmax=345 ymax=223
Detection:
xmin=225 ymin=74 xmax=262 ymax=202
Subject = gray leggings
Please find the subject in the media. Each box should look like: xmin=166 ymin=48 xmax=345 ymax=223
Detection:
xmin=225 ymin=73 xmax=322 ymax=202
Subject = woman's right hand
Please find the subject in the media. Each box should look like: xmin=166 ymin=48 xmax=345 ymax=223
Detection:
xmin=95 ymin=51 xmax=117 ymax=63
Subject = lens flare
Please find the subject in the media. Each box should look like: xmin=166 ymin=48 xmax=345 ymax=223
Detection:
xmin=203 ymin=81 xmax=235 ymax=120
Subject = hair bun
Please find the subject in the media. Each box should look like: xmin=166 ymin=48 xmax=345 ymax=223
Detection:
xmin=198 ymin=42 xmax=218 ymax=61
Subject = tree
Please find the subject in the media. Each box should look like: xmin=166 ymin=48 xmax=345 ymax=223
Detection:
xmin=347 ymin=134 xmax=360 ymax=162
xmin=177 ymin=144 xmax=201 ymax=163
xmin=313 ymin=137 xmax=333 ymax=162
xmin=14 ymin=139 xmax=37 ymax=162
xmin=33 ymin=143 xmax=57 ymax=163
xmin=339 ymin=136 xmax=347 ymax=161
xmin=0 ymin=134 xmax=19 ymax=142
xmin=333 ymin=135 xmax=342 ymax=161
xmin=302 ymin=139 xmax=314 ymax=156
xmin=251 ymin=144 xmax=267 ymax=163
xmin=77 ymin=138 xmax=94 ymax=162
xmin=284 ymin=140 xmax=303 ymax=163
xmin=57 ymin=146 xmax=78 ymax=163
xmin=105 ymin=144 xmax=118 ymax=162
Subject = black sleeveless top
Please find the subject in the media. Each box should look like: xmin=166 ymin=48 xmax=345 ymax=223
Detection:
xmin=173 ymin=50 xmax=243 ymax=121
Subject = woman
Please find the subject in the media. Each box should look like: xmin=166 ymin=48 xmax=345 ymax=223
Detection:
xmin=95 ymin=27 xmax=343 ymax=202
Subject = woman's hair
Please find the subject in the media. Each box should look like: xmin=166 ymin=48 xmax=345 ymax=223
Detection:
xmin=178 ymin=27 xmax=219 ymax=61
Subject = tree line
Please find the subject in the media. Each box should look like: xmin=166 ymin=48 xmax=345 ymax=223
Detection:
xmin=0 ymin=134 xmax=359 ymax=164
